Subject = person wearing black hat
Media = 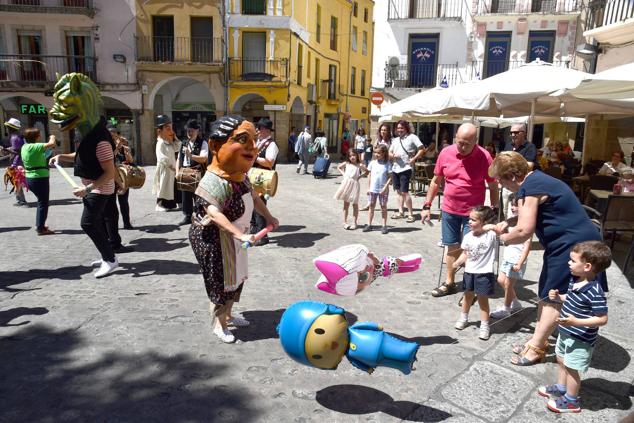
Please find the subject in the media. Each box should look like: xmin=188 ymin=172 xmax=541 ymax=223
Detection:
xmin=176 ymin=119 xmax=209 ymax=225
xmin=249 ymin=117 xmax=279 ymax=245
xmin=108 ymin=124 xmax=134 ymax=230
xmin=153 ymin=115 xmax=180 ymax=211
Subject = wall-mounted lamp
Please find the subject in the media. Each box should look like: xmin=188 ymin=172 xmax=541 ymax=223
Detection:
xmin=113 ymin=54 xmax=127 ymax=63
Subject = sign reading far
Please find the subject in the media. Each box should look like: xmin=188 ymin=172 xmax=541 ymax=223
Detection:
xmin=20 ymin=104 xmax=47 ymax=115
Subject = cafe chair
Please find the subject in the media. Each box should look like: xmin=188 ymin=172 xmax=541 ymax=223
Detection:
xmin=583 ymin=195 xmax=634 ymax=252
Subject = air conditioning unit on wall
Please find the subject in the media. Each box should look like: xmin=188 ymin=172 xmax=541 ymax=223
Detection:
xmin=307 ymin=83 xmax=317 ymax=103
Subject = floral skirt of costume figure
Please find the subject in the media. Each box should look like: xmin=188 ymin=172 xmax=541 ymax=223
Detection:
xmin=334 ymin=177 xmax=360 ymax=204
xmin=188 ymin=175 xmax=253 ymax=305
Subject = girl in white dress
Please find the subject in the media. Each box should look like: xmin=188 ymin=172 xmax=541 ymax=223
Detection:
xmin=334 ymin=150 xmax=365 ymax=229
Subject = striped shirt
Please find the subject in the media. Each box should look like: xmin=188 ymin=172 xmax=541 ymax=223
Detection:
xmin=559 ymin=278 xmax=608 ymax=346
xmin=81 ymin=141 xmax=115 ymax=195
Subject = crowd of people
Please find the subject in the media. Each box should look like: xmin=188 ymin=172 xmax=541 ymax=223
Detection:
xmin=4 ymin=113 xmax=622 ymax=414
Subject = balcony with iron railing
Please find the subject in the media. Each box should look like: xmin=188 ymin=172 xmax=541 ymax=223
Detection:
xmin=384 ymin=59 xmax=570 ymax=88
xmin=388 ymin=0 xmax=466 ymax=20
xmin=0 ymin=54 xmax=96 ymax=87
xmin=586 ymin=0 xmax=634 ymax=30
xmin=136 ymin=37 xmax=223 ymax=64
xmin=228 ymin=58 xmax=288 ymax=82
xmin=476 ymin=0 xmax=581 ymax=14
xmin=0 ymin=0 xmax=94 ymax=16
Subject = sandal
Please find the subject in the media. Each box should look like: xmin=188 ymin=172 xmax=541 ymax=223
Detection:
xmin=511 ymin=343 xmax=546 ymax=366
xmin=431 ymin=282 xmax=457 ymax=297
xmin=512 ymin=340 xmax=549 ymax=355
xmin=406 ymin=215 xmax=416 ymax=223
xmin=343 ymin=223 xmax=351 ymax=230
xmin=349 ymin=224 xmax=357 ymax=230
xmin=391 ymin=212 xmax=404 ymax=219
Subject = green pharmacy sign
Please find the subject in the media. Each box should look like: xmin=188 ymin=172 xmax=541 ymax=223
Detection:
xmin=20 ymin=104 xmax=47 ymax=115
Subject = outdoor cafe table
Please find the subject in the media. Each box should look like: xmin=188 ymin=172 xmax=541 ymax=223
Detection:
xmin=588 ymin=189 xmax=612 ymax=214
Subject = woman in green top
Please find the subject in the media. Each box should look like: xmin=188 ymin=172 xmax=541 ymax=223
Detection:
xmin=21 ymin=128 xmax=56 ymax=235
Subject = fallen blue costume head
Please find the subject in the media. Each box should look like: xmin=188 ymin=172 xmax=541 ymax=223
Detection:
xmin=277 ymin=301 xmax=420 ymax=374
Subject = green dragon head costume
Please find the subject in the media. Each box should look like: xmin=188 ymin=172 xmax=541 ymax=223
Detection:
xmin=49 ymin=72 xmax=102 ymax=137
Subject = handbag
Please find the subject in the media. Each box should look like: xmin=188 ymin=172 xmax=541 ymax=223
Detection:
xmin=398 ymin=137 xmax=415 ymax=159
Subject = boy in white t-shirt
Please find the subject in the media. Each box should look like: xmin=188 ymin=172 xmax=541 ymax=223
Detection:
xmin=363 ymin=144 xmax=392 ymax=234
xmin=452 ymin=206 xmax=498 ymax=340
xmin=490 ymin=194 xmax=531 ymax=318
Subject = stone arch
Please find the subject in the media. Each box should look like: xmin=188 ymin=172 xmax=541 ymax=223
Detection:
xmin=150 ymin=76 xmax=218 ymax=138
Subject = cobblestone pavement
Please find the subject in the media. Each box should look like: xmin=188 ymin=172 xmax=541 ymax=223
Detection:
xmin=1 ymin=163 xmax=632 ymax=422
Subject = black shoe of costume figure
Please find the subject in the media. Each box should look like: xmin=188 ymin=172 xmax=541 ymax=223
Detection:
xmin=113 ymin=245 xmax=134 ymax=253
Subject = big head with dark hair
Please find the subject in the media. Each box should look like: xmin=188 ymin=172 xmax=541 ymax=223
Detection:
xmin=207 ymin=115 xmax=257 ymax=182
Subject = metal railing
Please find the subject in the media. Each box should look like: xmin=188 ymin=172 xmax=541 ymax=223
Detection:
xmin=477 ymin=0 xmax=581 ymax=13
xmin=467 ymin=59 xmax=570 ymax=79
xmin=0 ymin=54 xmax=96 ymax=84
xmin=384 ymin=60 xmax=570 ymax=88
xmin=228 ymin=58 xmax=288 ymax=82
xmin=388 ymin=0 xmax=466 ymax=20
xmin=586 ymin=0 xmax=634 ymax=30
xmin=384 ymin=63 xmax=465 ymax=88
xmin=242 ymin=0 xmax=266 ymax=14
xmin=319 ymin=80 xmax=343 ymax=100
xmin=136 ymin=36 xmax=223 ymax=64
xmin=0 ymin=0 xmax=93 ymax=13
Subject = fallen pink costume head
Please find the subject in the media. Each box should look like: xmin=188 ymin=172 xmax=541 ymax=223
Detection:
xmin=314 ymin=244 xmax=422 ymax=296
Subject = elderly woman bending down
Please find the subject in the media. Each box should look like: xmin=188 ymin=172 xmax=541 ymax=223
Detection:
xmin=488 ymin=152 xmax=607 ymax=366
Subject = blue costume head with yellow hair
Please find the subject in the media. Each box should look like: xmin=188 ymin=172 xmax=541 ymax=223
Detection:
xmin=277 ymin=301 xmax=419 ymax=375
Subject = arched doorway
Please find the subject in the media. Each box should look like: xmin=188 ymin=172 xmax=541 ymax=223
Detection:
xmin=152 ymin=77 xmax=217 ymax=139
xmin=1 ymin=95 xmax=50 ymax=142
xmin=290 ymin=96 xmax=305 ymax=134
xmin=232 ymin=93 xmax=267 ymax=123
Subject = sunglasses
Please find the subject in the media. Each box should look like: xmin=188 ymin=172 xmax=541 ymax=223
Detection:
xmin=510 ymin=131 xmax=525 ymax=135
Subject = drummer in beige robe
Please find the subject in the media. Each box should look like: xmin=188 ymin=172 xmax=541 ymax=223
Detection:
xmin=153 ymin=115 xmax=180 ymax=211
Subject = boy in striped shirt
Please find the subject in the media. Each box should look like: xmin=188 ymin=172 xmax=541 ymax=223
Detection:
xmin=539 ymin=240 xmax=611 ymax=413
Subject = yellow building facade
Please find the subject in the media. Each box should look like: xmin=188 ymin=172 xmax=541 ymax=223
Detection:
xmin=228 ymin=0 xmax=374 ymax=160
xmin=135 ymin=0 xmax=224 ymax=164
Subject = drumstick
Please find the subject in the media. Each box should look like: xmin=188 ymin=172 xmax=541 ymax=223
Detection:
xmin=241 ymin=224 xmax=274 ymax=249
xmin=54 ymin=163 xmax=79 ymax=188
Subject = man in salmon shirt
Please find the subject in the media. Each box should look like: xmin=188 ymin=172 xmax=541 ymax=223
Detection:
xmin=421 ymin=123 xmax=499 ymax=297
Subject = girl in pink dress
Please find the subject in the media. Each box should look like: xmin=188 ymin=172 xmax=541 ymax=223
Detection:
xmin=334 ymin=150 xmax=365 ymax=229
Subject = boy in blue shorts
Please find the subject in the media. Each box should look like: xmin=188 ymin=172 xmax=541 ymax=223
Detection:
xmin=539 ymin=240 xmax=611 ymax=413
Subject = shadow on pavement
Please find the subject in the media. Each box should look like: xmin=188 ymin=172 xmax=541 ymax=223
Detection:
xmin=128 ymin=237 xmax=190 ymax=253
xmin=54 ymin=229 xmax=86 ymax=235
xmin=273 ymin=225 xmax=305 ymax=233
xmin=271 ymin=232 xmax=329 ymax=248
xmin=1 ymin=265 xmax=92 ymax=292
xmin=388 ymin=227 xmax=423 ymax=233
xmin=135 ymin=224 xmax=181 ymax=234
xmin=236 ymin=309 xmax=285 ymax=342
xmin=0 ymin=226 xmax=30 ymax=234
xmin=48 ymin=198 xmax=82 ymax=207
xmin=316 ymin=384 xmax=452 ymax=422
xmin=393 ymin=334 xmax=458 ymax=347
xmin=0 ymin=324 xmax=258 ymax=421
xmin=0 ymin=307 xmax=48 ymax=327
xmin=118 ymin=259 xmax=200 ymax=277
xmin=581 ymin=378 xmax=633 ymax=411
xmin=591 ymin=336 xmax=631 ymax=372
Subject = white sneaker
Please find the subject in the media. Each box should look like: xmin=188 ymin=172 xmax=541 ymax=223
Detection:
xmin=155 ymin=205 xmax=168 ymax=212
xmin=479 ymin=325 xmax=490 ymax=340
xmin=510 ymin=300 xmax=523 ymax=313
xmin=213 ymin=326 xmax=236 ymax=343
xmin=490 ymin=307 xmax=511 ymax=319
xmin=94 ymin=258 xmax=119 ymax=278
xmin=454 ymin=319 xmax=468 ymax=330
xmin=90 ymin=259 xmax=102 ymax=267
